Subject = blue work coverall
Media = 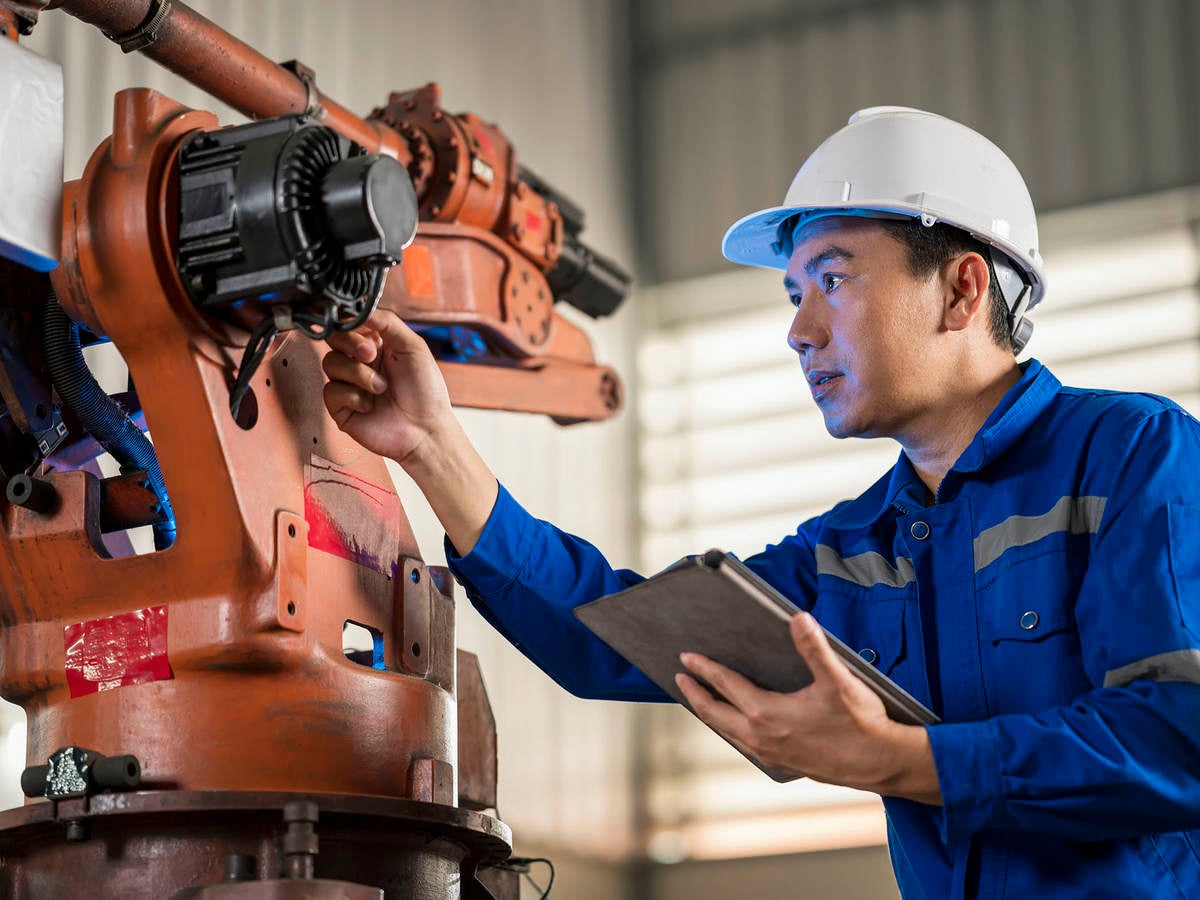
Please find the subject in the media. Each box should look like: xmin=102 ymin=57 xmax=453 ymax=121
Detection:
xmin=446 ymin=359 xmax=1200 ymax=898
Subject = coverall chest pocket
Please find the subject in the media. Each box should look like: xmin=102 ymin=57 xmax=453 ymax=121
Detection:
xmin=977 ymin=548 xmax=1090 ymax=713
xmin=811 ymin=588 xmax=909 ymax=691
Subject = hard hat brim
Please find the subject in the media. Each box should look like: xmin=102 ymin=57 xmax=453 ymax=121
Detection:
xmin=721 ymin=202 xmax=1045 ymax=308
xmin=721 ymin=204 xmax=920 ymax=271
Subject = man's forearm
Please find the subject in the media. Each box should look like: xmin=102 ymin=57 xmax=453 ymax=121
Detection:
xmin=401 ymin=418 xmax=498 ymax=557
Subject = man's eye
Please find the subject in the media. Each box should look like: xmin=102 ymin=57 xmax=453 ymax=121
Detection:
xmin=822 ymin=273 xmax=845 ymax=293
xmin=789 ymin=294 xmax=802 ymax=309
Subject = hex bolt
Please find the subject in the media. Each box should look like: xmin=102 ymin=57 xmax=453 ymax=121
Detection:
xmin=65 ymin=819 xmax=89 ymax=843
xmin=281 ymin=800 xmax=319 ymax=880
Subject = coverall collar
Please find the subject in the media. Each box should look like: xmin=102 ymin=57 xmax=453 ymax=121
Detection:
xmin=832 ymin=359 xmax=1060 ymax=526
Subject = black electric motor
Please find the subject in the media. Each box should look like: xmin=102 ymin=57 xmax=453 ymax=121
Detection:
xmin=175 ymin=116 xmax=419 ymax=417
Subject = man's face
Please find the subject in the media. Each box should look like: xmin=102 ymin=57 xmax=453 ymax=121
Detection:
xmin=784 ymin=217 xmax=944 ymax=441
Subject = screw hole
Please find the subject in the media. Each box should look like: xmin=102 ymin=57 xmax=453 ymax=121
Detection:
xmin=312 ymin=436 xmax=319 ymax=445
xmin=34 ymin=403 xmax=47 ymax=420
xmin=287 ymin=524 xmax=296 ymax=538
xmin=281 ymin=359 xmax=289 ymax=368
xmin=265 ymin=378 xmax=271 ymax=387
xmin=410 ymin=569 xmax=420 ymax=584
xmin=411 ymin=642 xmax=421 ymax=657
xmin=287 ymin=602 xmax=296 ymax=616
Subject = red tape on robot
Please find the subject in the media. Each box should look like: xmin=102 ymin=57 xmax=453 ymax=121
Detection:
xmin=64 ymin=605 xmax=173 ymax=698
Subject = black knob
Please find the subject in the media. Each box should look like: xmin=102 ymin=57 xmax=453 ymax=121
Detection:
xmin=7 ymin=474 xmax=58 ymax=513
xmin=90 ymin=754 xmax=141 ymax=790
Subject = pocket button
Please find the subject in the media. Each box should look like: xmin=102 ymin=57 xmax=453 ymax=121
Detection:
xmin=858 ymin=647 xmax=878 ymax=664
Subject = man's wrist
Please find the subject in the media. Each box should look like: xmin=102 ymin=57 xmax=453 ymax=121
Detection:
xmin=398 ymin=415 xmax=498 ymax=557
xmin=398 ymin=416 xmax=467 ymax=483
xmin=873 ymin=722 xmax=943 ymax=806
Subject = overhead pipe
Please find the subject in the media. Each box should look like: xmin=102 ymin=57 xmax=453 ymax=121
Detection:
xmin=46 ymin=0 xmax=410 ymax=163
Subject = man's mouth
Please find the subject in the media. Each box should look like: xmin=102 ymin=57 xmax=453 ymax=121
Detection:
xmin=807 ymin=370 xmax=843 ymax=398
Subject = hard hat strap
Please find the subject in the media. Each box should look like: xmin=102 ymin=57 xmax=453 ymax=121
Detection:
xmin=987 ymin=246 xmax=1034 ymax=352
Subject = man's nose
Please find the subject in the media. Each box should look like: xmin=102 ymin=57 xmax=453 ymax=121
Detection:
xmin=787 ymin=306 xmax=828 ymax=353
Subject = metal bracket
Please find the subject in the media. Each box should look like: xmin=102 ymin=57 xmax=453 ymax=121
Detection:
xmin=102 ymin=0 xmax=172 ymax=54
xmin=280 ymin=58 xmax=324 ymax=120
xmin=274 ymin=510 xmax=308 ymax=633
xmin=398 ymin=559 xmax=431 ymax=677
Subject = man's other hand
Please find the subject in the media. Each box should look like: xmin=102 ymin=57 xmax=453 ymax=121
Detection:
xmin=675 ymin=611 xmax=943 ymax=804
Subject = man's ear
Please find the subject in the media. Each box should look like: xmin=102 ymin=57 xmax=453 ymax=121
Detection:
xmin=942 ymin=252 xmax=991 ymax=333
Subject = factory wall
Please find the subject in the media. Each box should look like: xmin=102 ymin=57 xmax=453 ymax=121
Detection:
xmin=5 ymin=0 xmax=643 ymax=879
xmin=631 ymin=0 xmax=1200 ymax=283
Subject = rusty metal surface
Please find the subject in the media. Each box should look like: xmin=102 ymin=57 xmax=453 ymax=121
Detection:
xmin=456 ymin=650 xmax=498 ymax=812
xmin=0 ymin=88 xmax=453 ymax=802
xmin=370 ymin=84 xmax=563 ymax=273
xmin=0 ymin=790 xmax=512 ymax=900
xmin=96 ymin=469 xmax=166 ymax=532
xmin=385 ymin=226 xmax=623 ymax=421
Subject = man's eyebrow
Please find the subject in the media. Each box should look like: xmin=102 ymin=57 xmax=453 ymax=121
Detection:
xmin=783 ymin=274 xmax=799 ymax=293
xmin=803 ymin=246 xmax=856 ymax=276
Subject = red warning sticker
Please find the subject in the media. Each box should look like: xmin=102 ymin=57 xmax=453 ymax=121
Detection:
xmin=64 ymin=605 xmax=173 ymax=698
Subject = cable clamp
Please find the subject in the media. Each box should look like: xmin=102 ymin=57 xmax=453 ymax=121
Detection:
xmin=102 ymin=0 xmax=172 ymax=54
xmin=280 ymin=59 xmax=325 ymax=120
xmin=272 ymin=304 xmax=296 ymax=332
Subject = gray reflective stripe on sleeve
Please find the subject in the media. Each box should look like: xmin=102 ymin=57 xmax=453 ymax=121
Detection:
xmin=816 ymin=544 xmax=914 ymax=589
xmin=1103 ymin=649 xmax=1200 ymax=688
xmin=973 ymin=495 xmax=1107 ymax=573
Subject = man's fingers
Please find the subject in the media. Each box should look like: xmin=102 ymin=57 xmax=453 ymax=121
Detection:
xmin=326 ymin=328 xmax=379 ymax=363
xmin=366 ymin=308 xmax=431 ymax=354
xmin=674 ymin=672 xmax=749 ymax=739
xmin=679 ymin=652 xmax=767 ymax=714
xmin=323 ymin=381 xmax=375 ymax=419
xmin=322 ymin=349 xmax=388 ymax=394
xmin=789 ymin=612 xmax=853 ymax=686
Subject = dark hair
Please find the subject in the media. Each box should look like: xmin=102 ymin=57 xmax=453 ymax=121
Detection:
xmin=875 ymin=218 xmax=1014 ymax=353
xmin=780 ymin=216 xmax=1016 ymax=353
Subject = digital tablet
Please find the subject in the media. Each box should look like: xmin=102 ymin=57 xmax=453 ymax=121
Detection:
xmin=574 ymin=549 xmax=939 ymax=781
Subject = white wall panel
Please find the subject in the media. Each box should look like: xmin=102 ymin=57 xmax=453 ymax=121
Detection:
xmin=10 ymin=0 xmax=639 ymax=862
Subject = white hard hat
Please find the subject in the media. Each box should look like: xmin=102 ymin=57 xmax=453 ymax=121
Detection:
xmin=721 ymin=106 xmax=1044 ymax=351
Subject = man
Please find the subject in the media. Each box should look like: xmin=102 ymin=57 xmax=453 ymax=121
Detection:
xmin=323 ymin=107 xmax=1200 ymax=897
